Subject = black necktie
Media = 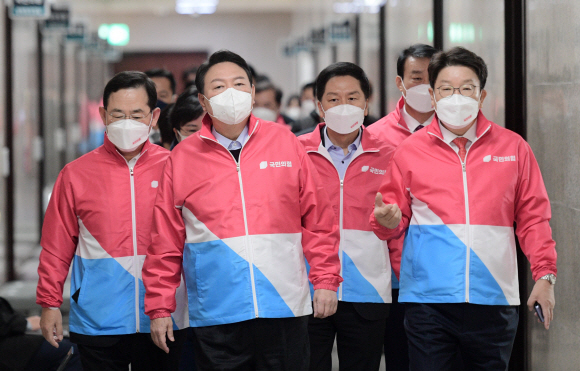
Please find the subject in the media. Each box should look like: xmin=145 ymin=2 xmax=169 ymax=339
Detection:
xmin=414 ymin=125 xmax=425 ymax=132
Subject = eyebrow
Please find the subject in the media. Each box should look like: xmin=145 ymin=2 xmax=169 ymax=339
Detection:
xmin=110 ymin=108 xmax=145 ymax=113
xmin=410 ymin=70 xmax=424 ymax=74
xmin=209 ymin=76 xmax=247 ymax=84
xmin=325 ymin=91 xmax=361 ymax=96
xmin=439 ymin=79 xmax=476 ymax=84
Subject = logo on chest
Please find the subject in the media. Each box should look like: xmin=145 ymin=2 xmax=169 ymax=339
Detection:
xmin=260 ymin=161 xmax=293 ymax=169
xmin=483 ymin=155 xmax=516 ymax=163
xmin=361 ymin=165 xmax=386 ymax=175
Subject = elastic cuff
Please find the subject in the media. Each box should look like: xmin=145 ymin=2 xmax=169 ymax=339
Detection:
xmin=149 ymin=310 xmax=171 ymax=320
xmin=313 ymin=283 xmax=339 ymax=292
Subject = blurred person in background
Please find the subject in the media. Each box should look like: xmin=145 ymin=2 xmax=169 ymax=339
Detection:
xmin=284 ymin=94 xmax=301 ymax=121
xmin=157 ymin=103 xmax=176 ymax=150
xmin=170 ymin=86 xmax=205 ymax=150
xmin=292 ymin=82 xmax=320 ymax=133
xmin=1 ymin=297 xmax=81 ymax=371
xmin=37 ymin=71 xmax=187 ymax=371
xmin=366 ymin=43 xmax=438 ymax=371
xmin=253 ymin=81 xmax=295 ymax=129
xmin=146 ymin=68 xmax=178 ymax=144
xmin=182 ymin=66 xmax=198 ymax=90
xmin=299 ymin=62 xmax=393 ymax=371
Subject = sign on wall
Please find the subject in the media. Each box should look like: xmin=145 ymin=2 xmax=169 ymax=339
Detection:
xmin=9 ymin=0 xmax=50 ymax=20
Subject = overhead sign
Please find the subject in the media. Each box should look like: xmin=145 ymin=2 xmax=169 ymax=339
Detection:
xmin=44 ymin=5 xmax=70 ymax=30
xmin=66 ymin=24 xmax=86 ymax=42
xmin=9 ymin=0 xmax=50 ymax=19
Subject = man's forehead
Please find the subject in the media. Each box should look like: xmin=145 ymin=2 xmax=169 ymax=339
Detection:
xmin=405 ymin=57 xmax=430 ymax=72
xmin=206 ymin=62 xmax=248 ymax=80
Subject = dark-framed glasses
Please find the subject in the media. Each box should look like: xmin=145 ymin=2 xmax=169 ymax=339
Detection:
xmin=437 ymin=84 xmax=479 ymax=98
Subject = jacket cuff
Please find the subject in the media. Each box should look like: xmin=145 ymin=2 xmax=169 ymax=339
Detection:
xmin=313 ymin=283 xmax=339 ymax=292
xmin=149 ymin=310 xmax=171 ymax=320
xmin=532 ymin=269 xmax=557 ymax=282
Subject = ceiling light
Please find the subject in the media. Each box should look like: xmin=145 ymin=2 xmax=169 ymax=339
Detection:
xmin=176 ymin=0 xmax=219 ymax=15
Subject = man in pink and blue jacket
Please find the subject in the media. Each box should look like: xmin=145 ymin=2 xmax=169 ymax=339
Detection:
xmin=372 ymin=47 xmax=557 ymax=370
xmin=142 ymin=50 xmax=342 ymax=371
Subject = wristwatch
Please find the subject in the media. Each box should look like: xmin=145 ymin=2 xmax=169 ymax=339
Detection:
xmin=538 ymin=273 xmax=556 ymax=285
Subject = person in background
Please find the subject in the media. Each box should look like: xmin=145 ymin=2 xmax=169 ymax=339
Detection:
xmin=142 ymin=49 xmax=341 ymax=371
xmin=182 ymin=66 xmax=198 ymax=90
xmin=170 ymin=86 xmax=204 ymax=150
xmin=0 ymin=297 xmax=81 ymax=371
xmin=292 ymin=82 xmax=320 ymax=133
xmin=252 ymin=81 xmax=295 ymax=128
xmin=284 ymin=94 xmax=301 ymax=121
xmin=145 ymin=68 xmax=178 ymax=144
xmin=366 ymin=43 xmax=438 ymax=371
xmin=299 ymin=62 xmax=393 ymax=371
xmin=157 ymin=103 xmax=175 ymax=150
xmin=371 ymin=46 xmax=557 ymax=371
xmin=37 ymin=71 xmax=187 ymax=371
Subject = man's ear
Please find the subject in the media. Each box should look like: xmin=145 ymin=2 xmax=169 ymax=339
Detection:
xmin=395 ymin=76 xmax=404 ymax=94
xmin=479 ymin=89 xmax=487 ymax=108
xmin=318 ymin=101 xmax=325 ymax=119
xmin=429 ymin=87 xmax=436 ymax=110
xmin=151 ymin=107 xmax=161 ymax=128
xmin=99 ymin=107 xmax=108 ymax=126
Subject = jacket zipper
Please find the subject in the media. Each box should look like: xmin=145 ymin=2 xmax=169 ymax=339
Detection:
xmin=236 ymin=161 xmax=259 ymax=317
xmin=129 ymin=165 xmax=140 ymax=332
xmin=338 ymin=179 xmax=344 ymax=300
xmin=309 ymin=133 xmax=372 ymax=302
xmin=201 ymin=125 xmax=259 ymax=317
xmin=428 ymin=125 xmax=490 ymax=303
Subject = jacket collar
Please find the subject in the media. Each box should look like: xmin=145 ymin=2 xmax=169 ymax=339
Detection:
xmin=199 ymin=113 xmax=261 ymax=143
xmin=302 ymin=123 xmax=380 ymax=155
xmin=103 ymin=132 xmax=151 ymax=163
xmin=426 ymin=110 xmax=493 ymax=141
xmin=393 ymin=97 xmax=411 ymax=132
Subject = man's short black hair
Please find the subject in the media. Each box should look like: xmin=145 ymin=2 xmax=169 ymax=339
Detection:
xmin=195 ymin=50 xmax=253 ymax=95
xmin=397 ymin=44 xmax=438 ymax=77
xmin=170 ymin=86 xmax=205 ymax=130
xmin=315 ymin=62 xmax=371 ymax=101
xmin=145 ymin=68 xmax=177 ymax=94
xmin=428 ymin=47 xmax=488 ymax=89
xmin=103 ymin=71 xmax=157 ymax=111
xmin=254 ymin=81 xmax=283 ymax=106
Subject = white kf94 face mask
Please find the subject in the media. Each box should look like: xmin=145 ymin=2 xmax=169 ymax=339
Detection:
xmin=401 ymin=81 xmax=434 ymax=113
xmin=252 ymin=107 xmax=278 ymax=122
xmin=434 ymin=94 xmax=480 ymax=130
xmin=106 ymin=118 xmax=152 ymax=152
xmin=322 ymin=104 xmax=366 ymax=135
xmin=204 ymin=88 xmax=253 ymax=126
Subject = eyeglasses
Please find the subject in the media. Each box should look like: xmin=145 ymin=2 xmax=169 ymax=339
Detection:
xmin=108 ymin=110 xmax=152 ymax=121
xmin=436 ymin=84 xmax=479 ymax=98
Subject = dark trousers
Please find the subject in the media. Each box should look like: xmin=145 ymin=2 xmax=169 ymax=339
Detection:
xmin=308 ymin=301 xmax=386 ymax=371
xmin=191 ymin=317 xmax=309 ymax=371
xmin=405 ymin=303 xmax=518 ymax=371
xmin=383 ymin=289 xmax=408 ymax=371
xmin=77 ymin=331 xmax=186 ymax=371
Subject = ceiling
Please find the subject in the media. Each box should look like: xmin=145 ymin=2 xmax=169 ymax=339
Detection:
xmin=64 ymin=0 xmax=313 ymax=16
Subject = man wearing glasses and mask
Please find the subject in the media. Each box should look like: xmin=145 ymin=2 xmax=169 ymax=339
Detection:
xmin=372 ymin=47 xmax=557 ymax=370
xmin=37 ymin=71 xmax=187 ymax=370
xmin=142 ymin=50 xmax=341 ymax=371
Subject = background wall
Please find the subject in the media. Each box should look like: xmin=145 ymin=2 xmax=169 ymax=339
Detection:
xmin=86 ymin=13 xmax=295 ymax=97
xmin=526 ymin=1 xmax=580 ymax=369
